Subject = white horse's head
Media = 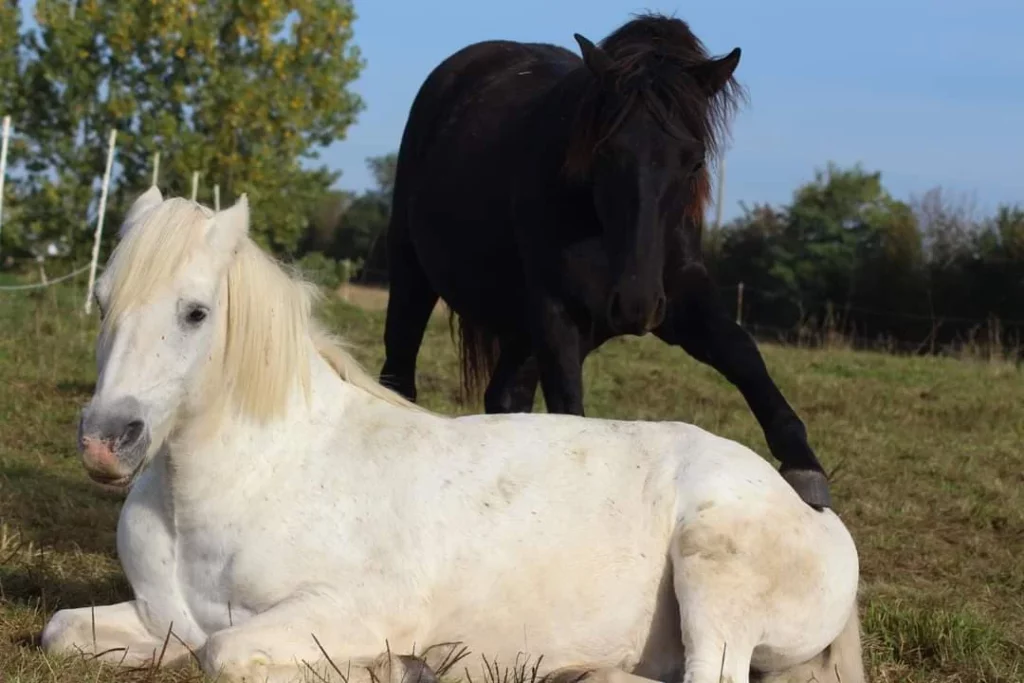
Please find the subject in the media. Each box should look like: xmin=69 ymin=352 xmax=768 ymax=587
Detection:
xmin=79 ymin=187 xmax=313 ymax=489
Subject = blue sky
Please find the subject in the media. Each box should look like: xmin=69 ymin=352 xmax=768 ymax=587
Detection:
xmin=326 ymin=0 xmax=1023 ymax=222
xmin=16 ymin=1 xmax=1023 ymax=222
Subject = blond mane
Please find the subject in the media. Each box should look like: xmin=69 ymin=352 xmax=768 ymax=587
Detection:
xmin=102 ymin=198 xmax=213 ymax=333
xmin=102 ymin=197 xmax=425 ymax=424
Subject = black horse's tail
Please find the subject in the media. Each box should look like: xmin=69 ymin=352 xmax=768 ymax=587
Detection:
xmin=448 ymin=310 xmax=500 ymax=405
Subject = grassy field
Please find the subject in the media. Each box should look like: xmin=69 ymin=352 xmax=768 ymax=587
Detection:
xmin=1 ymin=282 xmax=1022 ymax=682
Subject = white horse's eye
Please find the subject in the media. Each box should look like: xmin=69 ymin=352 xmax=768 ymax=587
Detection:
xmin=183 ymin=306 xmax=209 ymax=326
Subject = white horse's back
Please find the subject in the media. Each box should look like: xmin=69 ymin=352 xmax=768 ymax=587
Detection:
xmin=266 ymin=398 xmax=860 ymax=681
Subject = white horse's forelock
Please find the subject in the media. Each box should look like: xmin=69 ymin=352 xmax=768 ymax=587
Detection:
xmin=103 ymin=197 xmax=211 ymax=335
xmin=103 ymin=195 xmax=423 ymax=425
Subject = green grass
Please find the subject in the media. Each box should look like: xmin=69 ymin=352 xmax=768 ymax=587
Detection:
xmin=1 ymin=283 xmax=1023 ymax=682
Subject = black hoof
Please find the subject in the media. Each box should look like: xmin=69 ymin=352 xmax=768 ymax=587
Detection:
xmin=781 ymin=468 xmax=832 ymax=510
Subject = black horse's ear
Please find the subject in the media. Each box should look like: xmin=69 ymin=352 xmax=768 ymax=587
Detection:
xmin=687 ymin=47 xmax=741 ymax=96
xmin=574 ymin=33 xmax=613 ymax=79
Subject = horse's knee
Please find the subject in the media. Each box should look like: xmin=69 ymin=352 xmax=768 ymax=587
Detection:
xmin=199 ymin=631 xmax=277 ymax=682
xmin=40 ymin=608 xmax=83 ymax=656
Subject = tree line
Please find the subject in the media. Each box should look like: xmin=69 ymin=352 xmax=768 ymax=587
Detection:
xmin=293 ymin=160 xmax=1024 ymax=359
xmin=704 ymin=164 xmax=1023 ymax=356
xmin=2 ymin=3 xmax=1019 ymax=358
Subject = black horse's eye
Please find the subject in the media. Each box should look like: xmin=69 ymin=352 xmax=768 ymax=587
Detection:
xmin=692 ymin=159 xmax=705 ymax=172
xmin=184 ymin=306 xmax=208 ymax=326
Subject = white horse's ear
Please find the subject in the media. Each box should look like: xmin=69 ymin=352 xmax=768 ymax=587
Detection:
xmin=207 ymin=193 xmax=249 ymax=256
xmin=119 ymin=185 xmax=164 ymax=238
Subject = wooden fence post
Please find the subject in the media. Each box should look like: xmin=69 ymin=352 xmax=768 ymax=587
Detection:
xmin=736 ymin=281 xmax=744 ymax=326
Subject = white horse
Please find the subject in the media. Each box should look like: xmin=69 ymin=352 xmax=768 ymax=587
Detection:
xmin=41 ymin=188 xmax=864 ymax=683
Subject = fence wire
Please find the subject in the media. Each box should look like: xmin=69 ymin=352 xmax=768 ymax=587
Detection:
xmin=0 ymin=263 xmax=93 ymax=291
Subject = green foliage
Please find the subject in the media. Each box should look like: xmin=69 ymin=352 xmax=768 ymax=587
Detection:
xmin=708 ymin=163 xmax=1023 ymax=352
xmin=296 ymin=152 xmax=395 ymax=281
xmin=292 ymin=250 xmax=360 ymax=290
xmin=0 ymin=1 xmax=19 ymax=108
xmin=366 ymin=151 xmax=397 ymax=204
xmin=0 ymin=1 xmax=27 ymax=262
xmin=4 ymin=0 xmax=364 ymax=260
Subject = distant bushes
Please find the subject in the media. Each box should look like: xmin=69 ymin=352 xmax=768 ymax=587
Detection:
xmin=294 ymin=158 xmax=1022 ymax=359
xmin=705 ymin=164 xmax=1023 ymax=357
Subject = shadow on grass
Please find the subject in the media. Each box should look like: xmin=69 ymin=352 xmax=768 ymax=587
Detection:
xmin=1 ymin=461 xmax=124 ymax=557
xmin=54 ymin=380 xmax=96 ymax=399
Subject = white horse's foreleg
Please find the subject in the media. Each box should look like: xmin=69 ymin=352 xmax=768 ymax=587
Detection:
xmin=40 ymin=601 xmax=190 ymax=668
xmin=198 ymin=594 xmax=423 ymax=683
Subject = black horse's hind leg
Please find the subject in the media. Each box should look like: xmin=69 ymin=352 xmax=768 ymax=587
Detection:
xmin=380 ymin=235 xmax=439 ymax=403
xmin=483 ymin=337 xmax=539 ymax=413
xmin=527 ymin=291 xmax=586 ymax=415
xmin=655 ymin=263 xmax=832 ymax=510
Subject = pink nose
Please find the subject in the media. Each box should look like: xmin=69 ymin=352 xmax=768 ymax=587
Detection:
xmin=80 ymin=436 xmax=121 ymax=478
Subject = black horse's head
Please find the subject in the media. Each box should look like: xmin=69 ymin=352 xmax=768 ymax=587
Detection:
xmin=565 ymin=14 xmax=745 ymax=335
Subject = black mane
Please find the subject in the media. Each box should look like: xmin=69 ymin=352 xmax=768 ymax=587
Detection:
xmin=565 ymin=13 xmax=747 ymax=193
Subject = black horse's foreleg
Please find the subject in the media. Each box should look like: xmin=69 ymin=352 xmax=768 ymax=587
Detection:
xmin=380 ymin=235 xmax=440 ymax=403
xmin=655 ymin=263 xmax=831 ymax=510
xmin=483 ymin=337 xmax=540 ymax=414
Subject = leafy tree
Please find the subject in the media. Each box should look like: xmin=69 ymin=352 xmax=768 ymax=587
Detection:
xmin=712 ymin=164 xmax=921 ymax=326
xmin=992 ymin=205 xmax=1024 ymax=262
xmin=964 ymin=204 xmax=1024 ymax=324
xmin=708 ymin=202 xmax=799 ymax=323
xmin=11 ymin=0 xmax=364 ymax=261
xmin=366 ymin=151 xmax=396 ymax=204
xmin=295 ymin=152 xmax=396 ymax=281
xmin=0 ymin=1 xmax=18 ymax=108
xmin=299 ymin=188 xmax=352 ymax=254
xmin=0 ymin=0 xmax=27 ymax=262
xmin=346 ymin=152 xmax=396 ymax=281
xmin=781 ymin=164 xmax=887 ymax=310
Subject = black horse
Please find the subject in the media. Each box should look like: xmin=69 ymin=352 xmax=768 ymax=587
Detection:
xmin=379 ymin=13 xmax=831 ymax=510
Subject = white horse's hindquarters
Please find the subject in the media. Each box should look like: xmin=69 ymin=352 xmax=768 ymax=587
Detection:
xmin=750 ymin=507 xmax=860 ymax=673
xmin=668 ymin=481 xmax=859 ymax=672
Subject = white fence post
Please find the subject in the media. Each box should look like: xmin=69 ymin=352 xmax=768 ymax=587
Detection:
xmin=191 ymin=171 xmax=199 ymax=202
xmin=152 ymin=151 xmax=160 ymax=187
xmin=0 ymin=116 xmax=10 ymax=261
xmin=214 ymin=183 xmax=220 ymax=212
xmin=84 ymin=129 xmax=117 ymax=315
